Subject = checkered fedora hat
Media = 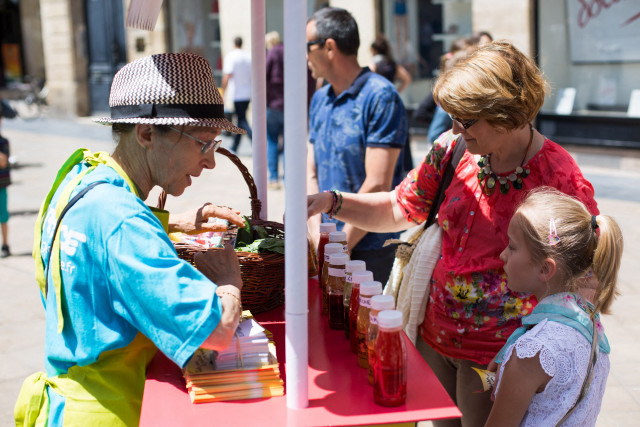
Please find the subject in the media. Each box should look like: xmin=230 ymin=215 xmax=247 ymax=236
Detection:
xmin=94 ymin=53 xmax=246 ymax=134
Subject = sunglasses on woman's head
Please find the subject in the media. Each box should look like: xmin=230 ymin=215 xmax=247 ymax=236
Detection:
xmin=447 ymin=113 xmax=478 ymax=130
xmin=168 ymin=126 xmax=222 ymax=154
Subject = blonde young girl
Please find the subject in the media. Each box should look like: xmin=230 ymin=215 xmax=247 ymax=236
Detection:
xmin=486 ymin=188 xmax=623 ymax=426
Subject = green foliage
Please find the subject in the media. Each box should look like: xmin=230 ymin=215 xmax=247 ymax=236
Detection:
xmin=234 ymin=217 xmax=284 ymax=254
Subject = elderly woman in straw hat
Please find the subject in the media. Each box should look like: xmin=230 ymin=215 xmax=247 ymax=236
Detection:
xmin=15 ymin=53 xmax=247 ymax=426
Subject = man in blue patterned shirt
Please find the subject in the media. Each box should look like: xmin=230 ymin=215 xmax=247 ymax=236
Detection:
xmin=306 ymin=7 xmax=409 ymax=284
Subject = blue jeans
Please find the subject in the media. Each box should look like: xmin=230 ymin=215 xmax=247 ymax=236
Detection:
xmin=232 ymin=100 xmax=253 ymax=152
xmin=267 ymin=108 xmax=284 ymax=182
xmin=350 ymin=243 xmax=397 ymax=287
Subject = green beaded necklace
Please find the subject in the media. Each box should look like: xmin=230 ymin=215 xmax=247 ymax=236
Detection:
xmin=477 ymin=125 xmax=533 ymax=195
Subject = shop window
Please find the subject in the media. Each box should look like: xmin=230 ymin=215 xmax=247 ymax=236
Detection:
xmin=0 ymin=0 xmax=23 ymax=86
xmin=538 ymin=0 xmax=640 ymax=115
xmin=378 ymin=0 xmax=472 ymax=81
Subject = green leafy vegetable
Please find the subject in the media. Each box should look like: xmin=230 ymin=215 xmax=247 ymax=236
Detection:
xmin=257 ymin=238 xmax=284 ymax=254
xmin=234 ymin=217 xmax=253 ymax=248
xmin=233 ymin=217 xmax=284 ymax=254
xmin=253 ymin=225 xmax=268 ymax=240
xmin=235 ymin=238 xmax=284 ymax=254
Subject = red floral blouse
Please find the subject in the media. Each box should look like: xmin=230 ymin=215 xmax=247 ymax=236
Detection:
xmin=395 ymin=131 xmax=598 ymax=364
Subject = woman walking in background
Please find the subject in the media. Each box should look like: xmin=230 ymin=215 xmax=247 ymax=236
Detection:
xmin=369 ymin=34 xmax=412 ymax=94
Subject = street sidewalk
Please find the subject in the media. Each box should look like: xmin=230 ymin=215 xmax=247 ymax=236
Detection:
xmin=1 ymin=117 xmax=639 ymax=426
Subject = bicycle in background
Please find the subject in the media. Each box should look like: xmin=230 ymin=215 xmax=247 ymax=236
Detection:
xmin=4 ymin=77 xmax=48 ymax=120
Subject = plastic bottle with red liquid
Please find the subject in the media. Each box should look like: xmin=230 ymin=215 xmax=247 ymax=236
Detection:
xmin=356 ymin=281 xmax=383 ymax=368
xmin=320 ymin=243 xmax=344 ymax=315
xmin=327 ymin=252 xmax=349 ymax=330
xmin=373 ymin=310 xmax=407 ymax=407
xmin=322 ymin=231 xmax=347 ymax=314
xmin=343 ymin=260 xmax=366 ymax=339
xmin=317 ymin=222 xmax=336 ymax=285
xmin=366 ymin=294 xmax=395 ymax=385
xmin=349 ymin=270 xmax=373 ymax=351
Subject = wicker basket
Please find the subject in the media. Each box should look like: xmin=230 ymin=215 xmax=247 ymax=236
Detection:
xmin=158 ymin=147 xmax=285 ymax=314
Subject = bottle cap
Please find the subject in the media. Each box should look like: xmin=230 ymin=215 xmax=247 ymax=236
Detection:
xmin=360 ymin=280 xmax=383 ymax=297
xmin=378 ymin=310 xmax=403 ymax=328
xmin=319 ymin=223 xmax=337 ymax=233
xmin=345 ymin=260 xmax=366 ymax=273
xmin=351 ymin=270 xmax=373 ymax=285
xmin=324 ymin=243 xmax=343 ymax=254
xmin=371 ymin=294 xmax=395 ymax=311
xmin=329 ymin=252 xmax=349 ymax=265
xmin=329 ymin=231 xmax=347 ymax=242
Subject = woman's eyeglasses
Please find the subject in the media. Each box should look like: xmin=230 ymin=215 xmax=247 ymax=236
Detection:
xmin=306 ymin=38 xmax=326 ymax=53
xmin=447 ymin=113 xmax=478 ymax=130
xmin=168 ymin=126 xmax=222 ymax=154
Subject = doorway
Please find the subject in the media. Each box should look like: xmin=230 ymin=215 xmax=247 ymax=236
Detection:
xmin=85 ymin=0 xmax=126 ymax=114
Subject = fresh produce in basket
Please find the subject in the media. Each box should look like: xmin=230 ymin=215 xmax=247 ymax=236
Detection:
xmin=234 ymin=217 xmax=284 ymax=255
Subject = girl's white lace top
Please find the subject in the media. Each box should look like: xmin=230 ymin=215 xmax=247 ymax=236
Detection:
xmin=495 ymin=318 xmax=609 ymax=426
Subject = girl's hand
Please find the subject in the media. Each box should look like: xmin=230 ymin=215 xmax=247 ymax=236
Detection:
xmin=307 ymin=192 xmax=332 ymax=218
xmin=487 ymin=358 xmax=500 ymax=401
xmin=169 ymin=204 xmax=245 ymax=234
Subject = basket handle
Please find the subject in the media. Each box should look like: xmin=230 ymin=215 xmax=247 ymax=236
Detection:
xmin=156 ymin=146 xmax=262 ymax=221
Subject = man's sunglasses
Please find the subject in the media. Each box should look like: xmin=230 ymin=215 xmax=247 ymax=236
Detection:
xmin=447 ymin=113 xmax=478 ymax=130
xmin=168 ymin=126 xmax=222 ymax=154
xmin=306 ymin=38 xmax=327 ymax=53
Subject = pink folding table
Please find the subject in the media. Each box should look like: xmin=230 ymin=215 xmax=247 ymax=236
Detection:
xmin=140 ymin=280 xmax=461 ymax=426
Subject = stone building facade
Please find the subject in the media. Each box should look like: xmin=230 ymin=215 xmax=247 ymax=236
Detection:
xmin=3 ymin=0 xmax=637 ymax=146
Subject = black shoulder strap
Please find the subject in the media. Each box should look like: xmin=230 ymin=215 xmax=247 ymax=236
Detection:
xmin=44 ymin=181 xmax=106 ymax=297
xmin=424 ymin=136 xmax=467 ymax=228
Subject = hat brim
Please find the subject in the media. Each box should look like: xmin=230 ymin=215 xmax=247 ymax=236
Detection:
xmin=92 ymin=116 xmax=247 ymax=134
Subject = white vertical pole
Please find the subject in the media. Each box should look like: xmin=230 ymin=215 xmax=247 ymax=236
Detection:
xmin=251 ymin=0 xmax=267 ymax=219
xmin=283 ymin=0 xmax=309 ymax=410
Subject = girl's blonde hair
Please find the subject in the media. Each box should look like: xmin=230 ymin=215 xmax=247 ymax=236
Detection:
xmin=432 ymin=40 xmax=549 ymax=131
xmin=514 ymin=187 xmax=623 ymax=314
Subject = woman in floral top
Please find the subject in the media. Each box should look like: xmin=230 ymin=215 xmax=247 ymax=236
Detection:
xmin=307 ymin=41 xmax=597 ymax=426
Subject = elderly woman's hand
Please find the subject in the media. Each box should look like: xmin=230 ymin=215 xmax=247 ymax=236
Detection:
xmin=194 ymin=243 xmax=243 ymax=290
xmin=169 ymin=203 xmax=245 ymax=235
xmin=307 ymin=192 xmax=332 ymax=219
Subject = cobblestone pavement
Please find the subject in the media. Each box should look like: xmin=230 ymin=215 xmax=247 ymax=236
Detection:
xmin=1 ymin=117 xmax=639 ymax=426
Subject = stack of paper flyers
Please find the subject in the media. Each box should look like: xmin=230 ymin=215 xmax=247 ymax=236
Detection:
xmin=183 ymin=311 xmax=284 ymax=403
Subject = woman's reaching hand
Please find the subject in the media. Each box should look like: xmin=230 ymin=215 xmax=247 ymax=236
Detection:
xmin=307 ymin=191 xmax=332 ymax=219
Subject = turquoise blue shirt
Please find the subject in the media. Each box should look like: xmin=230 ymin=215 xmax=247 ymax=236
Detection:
xmin=39 ymin=163 xmax=222 ymax=376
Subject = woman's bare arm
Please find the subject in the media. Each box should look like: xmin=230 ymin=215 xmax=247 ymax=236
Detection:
xmin=193 ymin=245 xmax=243 ymax=351
xmin=307 ymin=189 xmax=412 ymax=234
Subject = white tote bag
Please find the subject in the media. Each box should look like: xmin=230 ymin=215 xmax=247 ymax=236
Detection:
xmin=383 ymin=137 xmax=466 ymax=345
xmin=384 ymin=223 xmax=442 ymax=345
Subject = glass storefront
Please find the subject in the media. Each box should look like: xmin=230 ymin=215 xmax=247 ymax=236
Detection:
xmin=377 ymin=0 xmax=473 ymax=107
xmin=538 ymin=0 xmax=640 ymax=114
xmin=537 ymin=0 xmax=640 ymax=146
xmin=0 ymin=0 xmax=23 ymax=86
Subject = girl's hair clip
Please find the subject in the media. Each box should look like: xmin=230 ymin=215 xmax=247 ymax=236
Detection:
xmin=548 ymin=218 xmax=560 ymax=246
